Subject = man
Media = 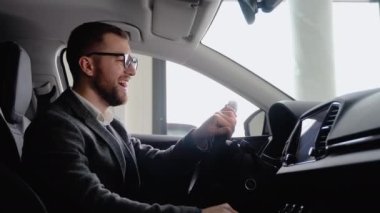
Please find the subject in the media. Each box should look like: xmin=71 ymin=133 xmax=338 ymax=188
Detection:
xmin=22 ymin=22 xmax=238 ymax=213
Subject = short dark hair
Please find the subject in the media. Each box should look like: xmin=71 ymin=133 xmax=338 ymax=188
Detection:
xmin=66 ymin=22 xmax=129 ymax=83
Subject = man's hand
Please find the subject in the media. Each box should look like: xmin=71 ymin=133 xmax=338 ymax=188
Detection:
xmin=202 ymin=203 xmax=238 ymax=213
xmin=191 ymin=104 xmax=237 ymax=149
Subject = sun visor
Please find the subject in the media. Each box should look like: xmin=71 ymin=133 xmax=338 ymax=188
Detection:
xmin=152 ymin=0 xmax=200 ymax=41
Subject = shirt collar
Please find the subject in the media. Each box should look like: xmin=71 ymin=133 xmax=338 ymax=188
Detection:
xmin=72 ymin=89 xmax=114 ymax=126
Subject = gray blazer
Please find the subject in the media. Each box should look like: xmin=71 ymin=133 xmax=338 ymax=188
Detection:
xmin=22 ymin=89 xmax=202 ymax=213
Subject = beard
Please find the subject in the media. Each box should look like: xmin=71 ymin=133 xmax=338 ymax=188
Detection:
xmin=92 ymin=72 xmax=127 ymax=107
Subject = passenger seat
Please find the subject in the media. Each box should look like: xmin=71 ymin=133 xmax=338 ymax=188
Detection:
xmin=0 ymin=41 xmax=47 ymax=212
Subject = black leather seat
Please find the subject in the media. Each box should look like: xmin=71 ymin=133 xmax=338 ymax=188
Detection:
xmin=0 ymin=41 xmax=34 ymax=170
xmin=0 ymin=41 xmax=47 ymax=212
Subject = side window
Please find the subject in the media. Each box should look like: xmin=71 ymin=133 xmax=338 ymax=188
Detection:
xmin=166 ymin=61 xmax=258 ymax=137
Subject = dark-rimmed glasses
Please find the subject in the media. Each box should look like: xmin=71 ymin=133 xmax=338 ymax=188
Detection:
xmin=85 ymin=52 xmax=138 ymax=70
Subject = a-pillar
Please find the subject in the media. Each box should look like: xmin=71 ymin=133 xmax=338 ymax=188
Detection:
xmin=289 ymin=0 xmax=336 ymax=101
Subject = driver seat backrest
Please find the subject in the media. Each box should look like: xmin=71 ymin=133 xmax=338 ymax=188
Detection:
xmin=0 ymin=41 xmax=33 ymax=171
xmin=0 ymin=41 xmax=47 ymax=212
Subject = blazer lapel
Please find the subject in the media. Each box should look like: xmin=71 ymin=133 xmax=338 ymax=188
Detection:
xmin=61 ymin=90 xmax=127 ymax=178
xmin=85 ymin=119 xmax=127 ymax=177
xmin=112 ymin=121 xmax=137 ymax=163
xmin=111 ymin=121 xmax=141 ymax=187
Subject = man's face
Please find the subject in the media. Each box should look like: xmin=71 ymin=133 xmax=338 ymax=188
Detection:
xmin=90 ymin=33 xmax=136 ymax=106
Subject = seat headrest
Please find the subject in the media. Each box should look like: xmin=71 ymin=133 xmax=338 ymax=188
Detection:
xmin=0 ymin=41 xmax=33 ymax=124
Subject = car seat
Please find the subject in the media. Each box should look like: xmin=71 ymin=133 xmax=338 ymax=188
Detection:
xmin=0 ymin=41 xmax=47 ymax=212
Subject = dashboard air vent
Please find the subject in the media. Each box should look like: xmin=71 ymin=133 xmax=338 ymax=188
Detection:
xmin=313 ymin=102 xmax=340 ymax=157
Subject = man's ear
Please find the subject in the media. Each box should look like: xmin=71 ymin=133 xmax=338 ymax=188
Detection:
xmin=79 ymin=56 xmax=95 ymax=76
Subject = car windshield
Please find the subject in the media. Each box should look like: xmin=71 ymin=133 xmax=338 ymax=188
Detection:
xmin=203 ymin=0 xmax=380 ymax=101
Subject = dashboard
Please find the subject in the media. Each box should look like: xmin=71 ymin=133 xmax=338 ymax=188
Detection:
xmin=273 ymin=88 xmax=380 ymax=212
xmin=282 ymin=88 xmax=380 ymax=168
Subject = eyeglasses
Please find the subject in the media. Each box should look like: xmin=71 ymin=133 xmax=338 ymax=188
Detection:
xmin=85 ymin=52 xmax=138 ymax=70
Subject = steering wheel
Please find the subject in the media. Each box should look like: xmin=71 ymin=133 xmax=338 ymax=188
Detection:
xmin=187 ymin=137 xmax=267 ymax=209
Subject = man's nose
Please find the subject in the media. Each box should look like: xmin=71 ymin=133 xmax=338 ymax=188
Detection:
xmin=125 ymin=65 xmax=136 ymax=76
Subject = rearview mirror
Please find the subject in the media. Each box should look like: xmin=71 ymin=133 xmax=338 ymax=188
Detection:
xmin=238 ymin=0 xmax=283 ymax=24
